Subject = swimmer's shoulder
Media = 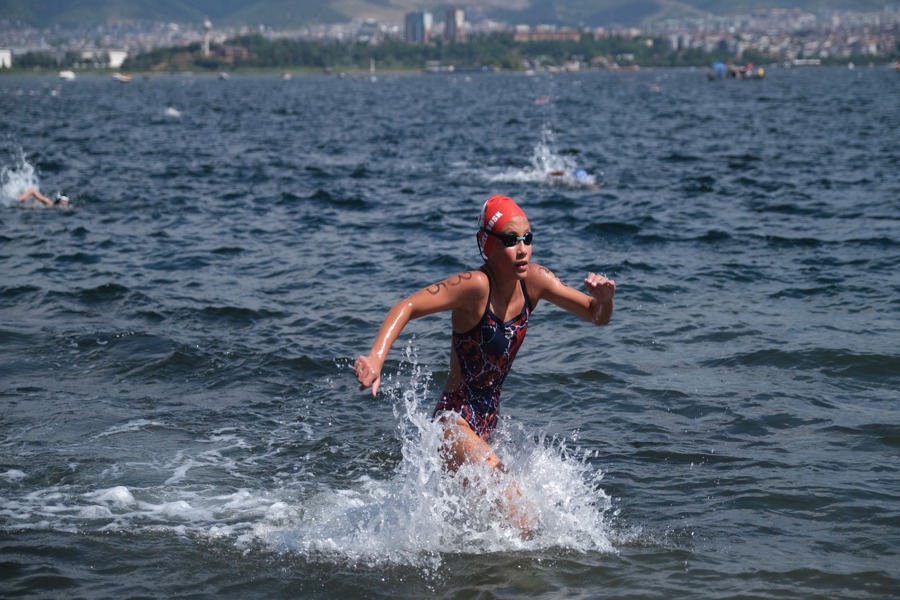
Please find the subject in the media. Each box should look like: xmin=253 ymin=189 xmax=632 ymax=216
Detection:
xmin=525 ymin=262 xmax=564 ymax=300
xmin=421 ymin=269 xmax=488 ymax=298
xmin=440 ymin=267 xmax=487 ymax=284
xmin=525 ymin=262 xmax=558 ymax=283
xmin=435 ymin=269 xmax=490 ymax=308
xmin=448 ymin=269 xmax=490 ymax=294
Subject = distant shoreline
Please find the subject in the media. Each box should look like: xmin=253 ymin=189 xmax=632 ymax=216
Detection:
xmin=2 ymin=61 xmax=897 ymax=79
xmin=0 ymin=66 xmax=428 ymax=78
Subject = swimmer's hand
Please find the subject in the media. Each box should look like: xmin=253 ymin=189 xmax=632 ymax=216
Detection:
xmin=584 ymin=272 xmax=615 ymax=303
xmin=584 ymin=272 xmax=615 ymax=325
xmin=354 ymin=355 xmax=382 ymax=397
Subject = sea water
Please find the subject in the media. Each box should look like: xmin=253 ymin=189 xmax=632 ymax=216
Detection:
xmin=1 ymin=66 xmax=898 ymax=598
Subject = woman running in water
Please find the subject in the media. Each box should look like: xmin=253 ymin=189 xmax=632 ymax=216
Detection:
xmin=354 ymin=194 xmax=615 ymax=530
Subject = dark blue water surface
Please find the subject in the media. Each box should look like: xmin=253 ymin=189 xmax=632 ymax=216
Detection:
xmin=1 ymin=66 xmax=899 ymax=598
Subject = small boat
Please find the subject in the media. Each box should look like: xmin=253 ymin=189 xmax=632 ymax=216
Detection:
xmin=708 ymin=62 xmax=764 ymax=80
xmin=112 ymin=72 xmax=132 ymax=83
xmin=219 ymin=71 xmax=230 ymax=81
xmin=58 ymin=70 xmax=76 ymax=81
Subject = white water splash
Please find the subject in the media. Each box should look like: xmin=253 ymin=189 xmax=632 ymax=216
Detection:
xmin=481 ymin=124 xmax=600 ymax=189
xmin=255 ymin=345 xmax=615 ymax=567
xmin=0 ymin=147 xmax=40 ymax=207
xmin=2 ymin=469 xmax=26 ymax=482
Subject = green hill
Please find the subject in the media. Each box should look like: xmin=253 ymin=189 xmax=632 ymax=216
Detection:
xmin=2 ymin=0 xmax=894 ymax=29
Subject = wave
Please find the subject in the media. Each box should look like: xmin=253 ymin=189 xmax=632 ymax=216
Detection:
xmin=703 ymin=347 xmax=900 ymax=380
xmin=825 ymin=423 xmax=900 ymax=449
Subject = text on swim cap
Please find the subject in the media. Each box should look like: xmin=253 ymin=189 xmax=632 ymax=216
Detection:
xmin=486 ymin=210 xmax=503 ymax=231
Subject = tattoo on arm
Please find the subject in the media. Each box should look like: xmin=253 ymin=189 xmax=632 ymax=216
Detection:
xmin=537 ymin=265 xmax=561 ymax=283
xmin=426 ymin=282 xmax=447 ymax=295
xmin=426 ymin=271 xmax=473 ymax=295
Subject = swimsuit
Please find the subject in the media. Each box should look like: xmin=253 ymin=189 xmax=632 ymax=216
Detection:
xmin=433 ymin=277 xmax=532 ymax=440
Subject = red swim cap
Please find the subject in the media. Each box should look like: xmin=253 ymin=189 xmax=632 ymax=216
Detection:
xmin=478 ymin=195 xmax=527 ymax=257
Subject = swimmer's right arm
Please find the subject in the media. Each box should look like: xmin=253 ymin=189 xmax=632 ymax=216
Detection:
xmin=355 ymin=299 xmax=413 ymax=396
xmin=354 ymin=271 xmax=483 ymax=396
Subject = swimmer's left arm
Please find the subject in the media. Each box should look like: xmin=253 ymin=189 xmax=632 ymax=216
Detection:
xmin=529 ymin=264 xmax=615 ymax=325
xmin=583 ymin=272 xmax=615 ymax=325
xmin=17 ymin=189 xmax=53 ymax=206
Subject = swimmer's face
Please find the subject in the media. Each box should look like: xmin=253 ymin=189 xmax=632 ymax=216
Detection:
xmin=489 ymin=216 xmax=532 ymax=279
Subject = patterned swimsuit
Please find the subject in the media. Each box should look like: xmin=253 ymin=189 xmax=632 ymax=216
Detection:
xmin=433 ymin=278 xmax=532 ymax=440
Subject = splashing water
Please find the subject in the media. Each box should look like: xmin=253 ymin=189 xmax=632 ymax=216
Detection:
xmin=257 ymin=344 xmax=616 ymax=568
xmin=531 ymin=125 xmax=573 ymax=175
xmin=484 ymin=125 xmax=600 ymax=189
xmin=0 ymin=148 xmax=40 ymax=206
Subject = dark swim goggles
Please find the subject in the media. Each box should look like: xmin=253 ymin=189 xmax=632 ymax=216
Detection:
xmin=483 ymin=229 xmax=533 ymax=247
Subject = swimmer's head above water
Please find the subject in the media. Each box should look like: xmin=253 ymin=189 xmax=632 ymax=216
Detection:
xmin=477 ymin=194 xmax=529 ymax=259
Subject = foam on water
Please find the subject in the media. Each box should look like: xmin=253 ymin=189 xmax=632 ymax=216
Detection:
xmin=2 ymin=469 xmax=26 ymax=482
xmin=92 ymin=419 xmax=168 ymax=438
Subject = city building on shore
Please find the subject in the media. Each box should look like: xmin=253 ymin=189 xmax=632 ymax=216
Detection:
xmin=445 ymin=8 xmax=466 ymax=43
xmin=514 ymin=25 xmax=581 ymax=43
xmin=404 ymin=11 xmax=432 ymax=44
xmin=79 ymin=49 xmax=128 ymax=69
